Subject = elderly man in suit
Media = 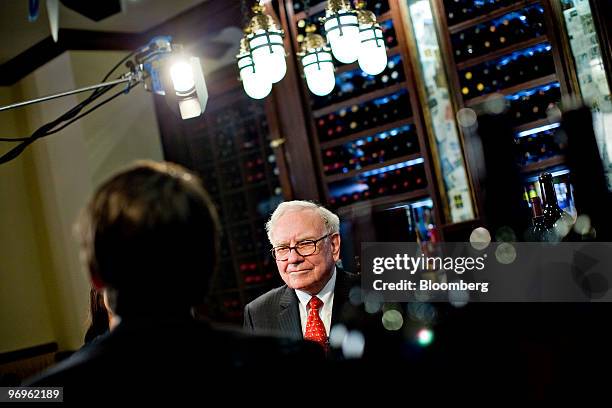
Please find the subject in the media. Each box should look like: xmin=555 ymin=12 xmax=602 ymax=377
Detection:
xmin=244 ymin=200 xmax=359 ymax=349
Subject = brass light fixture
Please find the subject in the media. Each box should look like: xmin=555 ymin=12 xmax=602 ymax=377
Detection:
xmin=355 ymin=1 xmax=387 ymax=75
xmin=321 ymin=0 xmax=361 ymax=64
xmin=236 ymin=1 xmax=387 ymax=100
xmin=298 ymin=25 xmax=336 ymax=96
xmin=246 ymin=2 xmax=287 ymax=84
xmin=236 ymin=32 xmax=272 ymax=99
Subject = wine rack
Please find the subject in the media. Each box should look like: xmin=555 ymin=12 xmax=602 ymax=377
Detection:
xmin=451 ymin=2 xmax=547 ymax=63
xmin=321 ymin=122 xmax=419 ymax=176
xmin=516 ymin=122 xmax=565 ymax=166
xmin=459 ymin=42 xmax=556 ymax=99
xmin=437 ymin=0 xmax=569 ymax=176
xmin=315 ymin=87 xmax=412 ymax=140
xmin=285 ymin=0 xmax=443 ymax=250
xmin=507 ymin=82 xmax=561 ymax=127
xmin=327 ymin=156 xmax=428 ymax=206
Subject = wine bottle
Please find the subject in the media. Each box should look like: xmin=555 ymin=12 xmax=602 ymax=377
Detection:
xmin=316 ymin=117 xmax=327 ymax=137
xmin=326 ymin=113 xmax=337 ymax=138
xmin=539 ymin=172 xmax=574 ymax=235
xmin=382 ymin=22 xmax=398 ymax=48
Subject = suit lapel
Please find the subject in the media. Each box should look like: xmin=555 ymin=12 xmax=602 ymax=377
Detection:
xmin=279 ymin=286 xmax=303 ymax=340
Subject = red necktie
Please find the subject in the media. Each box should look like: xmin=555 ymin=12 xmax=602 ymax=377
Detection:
xmin=305 ymin=296 xmax=327 ymax=350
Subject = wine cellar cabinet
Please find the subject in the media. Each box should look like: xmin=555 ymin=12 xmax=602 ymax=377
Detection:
xmin=274 ymin=0 xmax=449 ymax=266
xmin=432 ymin=0 xmax=587 ymax=216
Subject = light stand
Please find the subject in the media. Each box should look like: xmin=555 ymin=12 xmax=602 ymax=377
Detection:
xmin=0 ymin=75 xmax=137 ymax=113
xmin=0 ymin=36 xmax=208 ymax=165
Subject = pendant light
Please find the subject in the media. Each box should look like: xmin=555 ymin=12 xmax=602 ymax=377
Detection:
xmin=322 ymin=0 xmax=361 ymax=64
xmin=246 ymin=2 xmax=287 ymax=84
xmin=299 ymin=25 xmax=336 ymax=96
xmin=356 ymin=2 xmax=387 ymax=75
xmin=236 ymin=35 xmax=272 ymax=100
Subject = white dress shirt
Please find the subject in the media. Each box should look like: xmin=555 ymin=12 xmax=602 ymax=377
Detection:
xmin=295 ymin=267 xmax=336 ymax=337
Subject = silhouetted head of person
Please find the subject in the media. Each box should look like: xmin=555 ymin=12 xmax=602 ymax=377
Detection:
xmin=77 ymin=161 xmax=220 ymax=319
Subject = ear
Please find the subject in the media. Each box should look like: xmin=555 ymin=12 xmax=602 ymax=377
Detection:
xmin=102 ymin=289 xmax=115 ymax=317
xmin=331 ymin=233 xmax=341 ymax=262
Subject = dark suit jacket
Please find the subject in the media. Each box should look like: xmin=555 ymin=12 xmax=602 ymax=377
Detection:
xmin=26 ymin=315 xmax=323 ymax=401
xmin=244 ymin=268 xmax=412 ymax=362
xmin=243 ymin=267 xmax=360 ymax=339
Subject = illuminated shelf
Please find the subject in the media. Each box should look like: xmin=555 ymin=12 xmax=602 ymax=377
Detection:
xmin=447 ymin=0 xmax=540 ymax=34
xmin=521 ymin=155 xmax=567 ymax=174
xmin=335 ymin=188 xmax=430 ymax=214
xmin=514 ymin=118 xmax=560 ymax=135
xmin=319 ymin=117 xmax=414 ymax=149
xmin=464 ymin=74 xmax=558 ymax=107
xmin=456 ymin=36 xmax=549 ymax=70
xmin=313 ymin=81 xmax=407 ymax=118
xmin=325 ymin=153 xmax=422 ymax=183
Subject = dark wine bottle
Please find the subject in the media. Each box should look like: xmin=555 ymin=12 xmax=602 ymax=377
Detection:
xmin=539 ymin=172 xmax=573 ymax=235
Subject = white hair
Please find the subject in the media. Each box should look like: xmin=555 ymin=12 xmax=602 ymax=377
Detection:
xmin=265 ymin=200 xmax=340 ymax=244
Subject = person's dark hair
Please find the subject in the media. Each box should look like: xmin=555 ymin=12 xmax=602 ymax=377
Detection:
xmin=77 ymin=161 xmax=220 ymax=317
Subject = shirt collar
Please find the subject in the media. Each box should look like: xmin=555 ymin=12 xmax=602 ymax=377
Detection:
xmin=295 ymin=266 xmax=337 ymax=306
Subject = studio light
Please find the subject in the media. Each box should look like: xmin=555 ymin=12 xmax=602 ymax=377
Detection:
xmin=137 ymin=36 xmax=208 ymax=120
xmin=170 ymin=61 xmax=196 ymax=94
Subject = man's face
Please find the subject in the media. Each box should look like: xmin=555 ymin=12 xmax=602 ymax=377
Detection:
xmin=270 ymin=209 xmax=340 ymax=295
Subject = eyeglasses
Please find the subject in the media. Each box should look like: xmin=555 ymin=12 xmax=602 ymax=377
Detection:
xmin=270 ymin=234 xmax=331 ymax=261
